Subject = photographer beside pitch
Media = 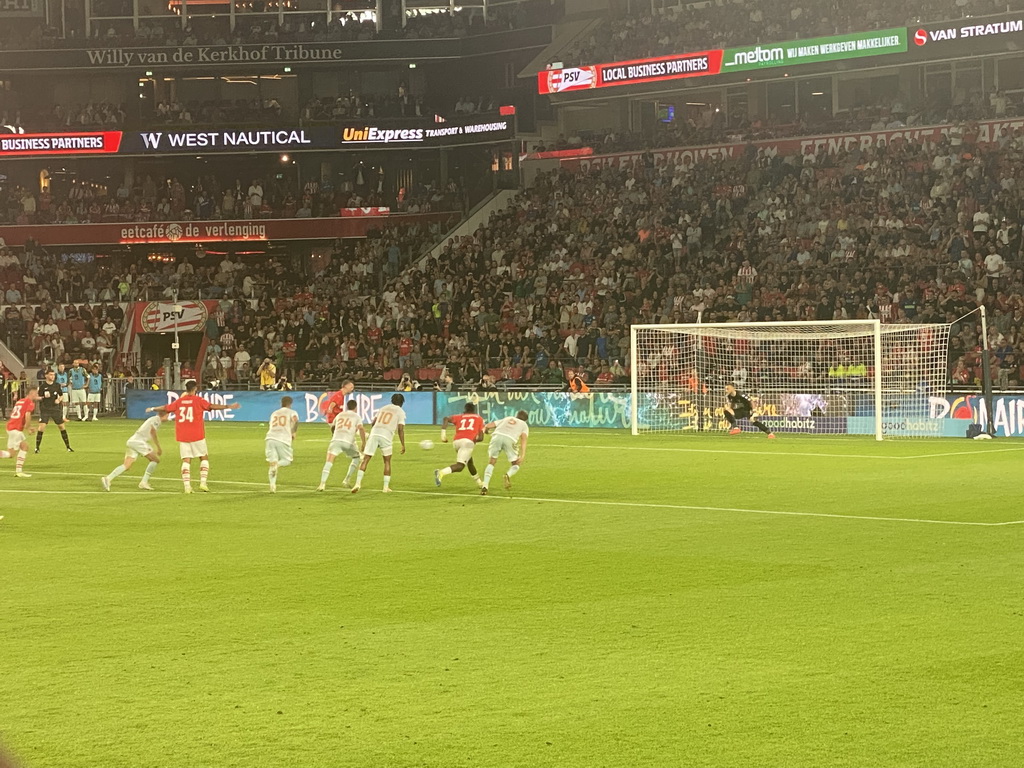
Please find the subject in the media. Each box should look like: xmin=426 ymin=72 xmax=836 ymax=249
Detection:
xmin=35 ymin=369 xmax=74 ymax=453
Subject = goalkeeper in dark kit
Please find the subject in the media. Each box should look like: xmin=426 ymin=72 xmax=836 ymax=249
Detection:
xmin=724 ymin=384 xmax=775 ymax=439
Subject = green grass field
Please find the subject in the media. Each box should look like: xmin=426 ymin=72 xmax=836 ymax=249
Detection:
xmin=2 ymin=422 xmax=1023 ymax=767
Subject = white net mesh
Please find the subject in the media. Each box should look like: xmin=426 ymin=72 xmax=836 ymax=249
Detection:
xmin=631 ymin=321 xmax=953 ymax=438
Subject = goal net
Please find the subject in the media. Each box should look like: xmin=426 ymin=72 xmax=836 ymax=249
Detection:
xmin=630 ymin=320 xmax=953 ymax=439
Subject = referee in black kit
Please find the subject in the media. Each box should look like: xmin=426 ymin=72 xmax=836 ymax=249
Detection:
xmin=36 ymin=369 xmax=74 ymax=453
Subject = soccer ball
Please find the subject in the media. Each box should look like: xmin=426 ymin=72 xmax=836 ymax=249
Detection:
xmin=419 ymin=440 xmax=435 ymax=450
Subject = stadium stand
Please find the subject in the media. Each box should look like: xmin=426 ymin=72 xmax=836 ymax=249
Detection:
xmin=3 ymin=113 xmax=1022 ymax=390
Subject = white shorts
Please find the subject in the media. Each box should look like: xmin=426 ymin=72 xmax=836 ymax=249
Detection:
xmin=454 ymin=437 xmax=476 ymax=464
xmin=126 ymin=437 xmax=154 ymax=459
xmin=179 ymin=439 xmax=210 ymax=459
xmin=70 ymin=389 xmax=86 ymax=404
xmin=488 ymin=434 xmax=519 ymax=462
xmin=362 ymin=432 xmax=394 ymax=457
xmin=7 ymin=430 xmax=25 ymax=451
xmin=328 ymin=439 xmax=360 ymax=460
xmin=265 ymin=438 xmax=293 ymax=466
xmin=87 ymin=393 xmax=101 ymax=403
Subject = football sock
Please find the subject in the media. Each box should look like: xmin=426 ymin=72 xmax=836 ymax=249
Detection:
xmin=355 ymin=469 xmax=365 ymax=486
xmin=268 ymin=466 xmax=277 ymax=490
xmin=439 ymin=467 xmax=453 ymax=477
xmin=143 ymin=462 xmax=158 ymax=481
xmin=106 ymin=465 xmax=128 ymax=482
xmin=61 ymin=431 xmax=71 ymax=449
xmin=181 ymin=461 xmax=192 ymax=490
xmin=343 ymin=459 xmax=358 ymax=484
xmin=35 ymin=432 xmax=43 ymax=450
xmin=383 ymin=474 xmax=391 ymax=490
xmin=482 ymin=465 xmax=494 ymax=487
xmin=751 ymin=419 xmax=772 ymax=434
xmin=320 ymin=462 xmax=333 ymax=484
xmin=0 ymin=450 xmax=10 ymax=459
xmin=507 ymin=465 xmax=521 ymax=478
xmin=724 ymin=412 xmax=737 ymax=427
xmin=199 ymin=460 xmax=210 ymax=485
xmin=16 ymin=450 xmax=26 ymax=472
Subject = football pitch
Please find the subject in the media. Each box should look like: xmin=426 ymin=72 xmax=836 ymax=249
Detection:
xmin=2 ymin=423 xmax=1023 ymax=767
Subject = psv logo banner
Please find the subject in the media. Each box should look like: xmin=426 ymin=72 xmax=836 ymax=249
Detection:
xmin=539 ymin=66 xmax=597 ymax=94
xmin=136 ymin=300 xmax=213 ymax=333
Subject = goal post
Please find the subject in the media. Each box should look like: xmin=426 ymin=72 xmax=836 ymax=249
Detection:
xmin=630 ymin=320 xmax=954 ymax=439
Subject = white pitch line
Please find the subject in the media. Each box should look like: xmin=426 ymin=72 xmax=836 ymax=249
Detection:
xmin=20 ymin=471 xmax=284 ymax=489
xmin=393 ymin=490 xmax=1024 ymax=527
xmin=538 ymin=442 xmax=1024 ymax=461
xmin=539 ymin=442 xmax=894 ymax=460
xmin=0 ymin=488 xmax=308 ymax=496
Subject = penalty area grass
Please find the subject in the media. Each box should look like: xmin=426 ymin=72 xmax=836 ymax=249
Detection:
xmin=1 ymin=422 xmax=1022 ymax=767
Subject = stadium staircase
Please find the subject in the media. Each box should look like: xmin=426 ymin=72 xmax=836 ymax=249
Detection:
xmin=518 ymin=14 xmax=605 ymax=80
xmin=0 ymin=339 xmax=25 ymax=377
xmin=420 ymin=189 xmax=518 ymax=264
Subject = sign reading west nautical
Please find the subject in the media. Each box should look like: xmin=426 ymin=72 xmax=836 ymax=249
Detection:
xmin=0 ymin=117 xmax=514 ymax=159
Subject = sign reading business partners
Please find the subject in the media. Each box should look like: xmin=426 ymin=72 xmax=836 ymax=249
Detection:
xmin=539 ymin=51 xmax=722 ymax=94
xmin=722 ymin=28 xmax=907 ymax=72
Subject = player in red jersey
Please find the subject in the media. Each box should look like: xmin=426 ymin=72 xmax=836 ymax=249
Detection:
xmin=3 ymin=385 xmax=40 ymax=478
xmin=147 ymin=380 xmax=240 ymax=493
xmin=322 ymin=379 xmax=355 ymax=432
xmin=433 ymin=402 xmax=485 ymax=488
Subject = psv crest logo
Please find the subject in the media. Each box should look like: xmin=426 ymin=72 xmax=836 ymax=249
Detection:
xmin=547 ymin=67 xmax=596 ymax=93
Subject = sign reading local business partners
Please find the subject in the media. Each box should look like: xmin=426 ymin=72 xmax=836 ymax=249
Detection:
xmin=538 ymin=27 xmax=907 ymax=94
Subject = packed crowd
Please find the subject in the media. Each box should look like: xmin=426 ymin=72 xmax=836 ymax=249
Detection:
xmin=563 ymin=0 xmax=1016 ymax=66
xmin=5 ymin=109 xmax=1024 ymax=389
xmin=1 ymin=3 xmax=546 ymax=51
xmin=0 ymin=218 xmax=444 ymax=376
xmin=0 ymin=173 xmax=465 ymax=226
xmin=3 ymin=90 xmax=506 ymax=134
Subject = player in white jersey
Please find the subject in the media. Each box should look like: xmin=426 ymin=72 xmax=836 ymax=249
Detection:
xmin=101 ymin=411 xmax=170 ymax=491
xmin=480 ymin=410 xmax=530 ymax=495
xmin=317 ymin=399 xmax=367 ymax=491
xmin=351 ymin=393 xmax=406 ymax=494
xmin=265 ymin=396 xmax=299 ymax=493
